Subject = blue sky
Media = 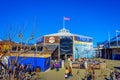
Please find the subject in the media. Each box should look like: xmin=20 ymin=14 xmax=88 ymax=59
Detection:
xmin=0 ymin=0 xmax=120 ymax=47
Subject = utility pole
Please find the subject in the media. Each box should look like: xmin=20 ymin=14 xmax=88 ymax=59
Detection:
xmin=116 ymin=30 xmax=120 ymax=47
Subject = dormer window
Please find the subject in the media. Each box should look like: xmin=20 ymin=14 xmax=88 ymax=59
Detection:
xmin=58 ymin=28 xmax=70 ymax=33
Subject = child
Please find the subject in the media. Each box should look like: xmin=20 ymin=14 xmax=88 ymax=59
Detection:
xmin=114 ymin=69 xmax=119 ymax=80
xmin=65 ymin=73 xmax=68 ymax=79
xmin=87 ymin=68 xmax=92 ymax=80
xmin=55 ymin=62 xmax=59 ymax=71
xmin=68 ymin=67 xmax=73 ymax=77
xmin=65 ymin=67 xmax=69 ymax=79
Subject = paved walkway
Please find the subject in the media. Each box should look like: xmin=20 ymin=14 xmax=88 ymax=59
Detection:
xmin=30 ymin=68 xmax=107 ymax=80
xmin=30 ymin=59 xmax=120 ymax=80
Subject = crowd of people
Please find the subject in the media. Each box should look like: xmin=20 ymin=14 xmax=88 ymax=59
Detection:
xmin=64 ymin=57 xmax=120 ymax=80
xmin=0 ymin=57 xmax=120 ymax=80
xmin=106 ymin=68 xmax=120 ymax=80
xmin=0 ymin=63 xmax=35 ymax=80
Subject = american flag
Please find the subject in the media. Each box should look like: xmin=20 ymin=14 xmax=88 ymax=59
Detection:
xmin=64 ymin=17 xmax=70 ymax=20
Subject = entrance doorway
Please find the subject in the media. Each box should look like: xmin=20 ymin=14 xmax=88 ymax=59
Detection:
xmin=60 ymin=54 xmax=72 ymax=60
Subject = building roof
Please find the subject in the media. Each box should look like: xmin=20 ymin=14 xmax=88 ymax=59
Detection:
xmin=44 ymin=28 xmax=74 ymax=36
xmin=44 ymin=28 xmax=92 ymax=39
xmin=97 ymin=34 xmax=120 ymax=47
xmin=110 ymin=34 xmax=120 ymax=42
xmin=0 ymin=40 xmax=20 ymax=45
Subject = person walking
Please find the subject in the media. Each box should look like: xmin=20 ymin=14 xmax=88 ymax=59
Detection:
xmin=110 ymin=68 xmax=114 ymax=80
xmin=87 ymin=67 xmax=92 ymax=80
xmin=114 ymin=69 xmax=119 ymax=80
xmin=91 ymin=66 xmax=95 ymax=80
xmin=55 ymin=62 xmax=59 ymax=71
xmin=84 ymin=59 xmax=88 ymax=70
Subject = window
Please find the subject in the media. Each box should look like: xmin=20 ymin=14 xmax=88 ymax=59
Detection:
xmin=12 ymin=46 xmax=17 ymax=51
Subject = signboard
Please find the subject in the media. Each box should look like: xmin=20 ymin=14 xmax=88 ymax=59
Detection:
xmin=45 ymin=36 xmax=59 ymax=44
xmin=75 ymin=36 xmax=93 ymax=42
xmin=49 ymin=37 xmax=55 ymax=43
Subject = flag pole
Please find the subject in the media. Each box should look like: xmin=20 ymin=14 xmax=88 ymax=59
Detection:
xmin=63 ymin=16 xmax=65 ymax=29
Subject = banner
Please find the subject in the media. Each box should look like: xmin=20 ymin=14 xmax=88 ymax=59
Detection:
xmin=73 ymin=42 xmax=94 ymax=59
xmin=60 ymin=36 xmax=73 ymax=55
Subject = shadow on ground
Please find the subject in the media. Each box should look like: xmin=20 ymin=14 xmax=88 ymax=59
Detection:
xmin=114 ymin=66 xmax=120 ymax=70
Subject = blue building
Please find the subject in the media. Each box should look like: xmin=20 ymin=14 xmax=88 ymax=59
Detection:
xmin=97 ymin=33 xmax=120 ymax=60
